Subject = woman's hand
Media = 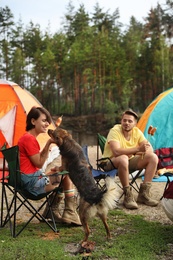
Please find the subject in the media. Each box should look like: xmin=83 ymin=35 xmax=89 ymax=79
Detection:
xmin=50 ymin=166 xmax=59 ymax=172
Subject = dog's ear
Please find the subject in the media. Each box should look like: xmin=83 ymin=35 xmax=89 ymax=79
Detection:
xmin=59 ymin=128 xmax=72 ymax=139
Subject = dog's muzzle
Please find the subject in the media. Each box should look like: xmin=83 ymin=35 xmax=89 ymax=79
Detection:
xmin=48 ymin=129 xmax=53 ymax=136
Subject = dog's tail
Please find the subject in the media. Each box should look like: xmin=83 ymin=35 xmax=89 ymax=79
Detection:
xmin=100 ymin=177 xmax=118 ymax=210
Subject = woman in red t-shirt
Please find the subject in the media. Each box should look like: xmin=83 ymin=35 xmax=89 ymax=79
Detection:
xmin=18 ymin=106 xmax=81 ymax=226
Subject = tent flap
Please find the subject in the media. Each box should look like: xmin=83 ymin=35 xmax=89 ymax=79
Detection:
xmin=0 ymin=106 xmax=16 ymax=147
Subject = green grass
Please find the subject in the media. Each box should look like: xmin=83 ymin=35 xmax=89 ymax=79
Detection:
xmin=0 ymin=209 xmax=173 ymax=260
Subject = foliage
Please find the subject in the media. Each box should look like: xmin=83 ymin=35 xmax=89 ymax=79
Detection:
xmin=0 ymin=2 xmax=173 ymax=115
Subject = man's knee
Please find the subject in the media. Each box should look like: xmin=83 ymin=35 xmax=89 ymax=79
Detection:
xmin=102 ymin=155 xmax=129 ymax=171
xmin=118 ymin=155 xmax=129 ymax=166
xmin=147 ymin=153 xmax=158 ymax=164
xmin=154 ymin=153 xmax=159 ymax=164
xmin=114 ymin=155 xmax=129 ymax=172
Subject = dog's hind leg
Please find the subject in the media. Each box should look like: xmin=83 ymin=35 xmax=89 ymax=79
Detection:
xmin=79 ymin=199 xmax=91 ymax=242
xmin=98 ymin=212 xmax=111 ymax=240
xmin=80 ymin=218 xmax=90 ymax=242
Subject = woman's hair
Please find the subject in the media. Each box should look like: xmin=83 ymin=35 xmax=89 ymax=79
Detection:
xmin=26 ymin=106 xmax=52 ymax=131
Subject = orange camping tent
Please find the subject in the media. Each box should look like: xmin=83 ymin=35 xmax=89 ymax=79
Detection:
xmin=0 ymin=79 xmax=55 ymax=164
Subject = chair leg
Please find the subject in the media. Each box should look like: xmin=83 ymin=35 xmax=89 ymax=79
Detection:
xmin=1 ymin=185 xmax=16 ymax=236
xmin=129 ymin=169 xmax=143 ymax=193
xmin=114 ymin=170 xmax=143 ymax=204
xmin=14 ymin=195 xmax=58 ymax=237
xmin=1 ymin=187 xmax=59 ymax=237
xmin=0 ymin=183 xmax=5 ymax=227
xmin=13 ymin=200 xmax=57 ymax=237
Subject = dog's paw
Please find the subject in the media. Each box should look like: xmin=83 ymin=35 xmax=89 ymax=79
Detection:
xmin=77 ymin=241 xmax=95 ymax=254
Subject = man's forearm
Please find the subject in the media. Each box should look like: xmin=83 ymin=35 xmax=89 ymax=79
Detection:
xmin=40 ymin=139 xmax=52 ymax=166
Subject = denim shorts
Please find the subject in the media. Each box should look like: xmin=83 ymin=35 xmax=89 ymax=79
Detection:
xmin=21 ymin=170 xmax=49 ymax=196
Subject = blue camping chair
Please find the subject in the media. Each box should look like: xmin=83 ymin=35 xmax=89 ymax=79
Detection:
xmin=82 ymin=145 xmax=117 ymax=189
xmin=82 ymin=145 xmax=121 ymax=204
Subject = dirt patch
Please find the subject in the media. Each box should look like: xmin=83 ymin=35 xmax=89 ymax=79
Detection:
xmin=39 ymin=231 xmax=60 ymax=240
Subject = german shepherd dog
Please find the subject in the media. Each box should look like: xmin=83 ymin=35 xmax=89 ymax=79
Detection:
xmin=48 ymin=127 xmax=117 ymax=242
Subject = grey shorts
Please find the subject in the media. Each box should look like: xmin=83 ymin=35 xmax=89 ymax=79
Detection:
xmin=100 ymin=155 xmax=141 ymax=172
xmin=21 ymin=170 xmax=49 ymax=196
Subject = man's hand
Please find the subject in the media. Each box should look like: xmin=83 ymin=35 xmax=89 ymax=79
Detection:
xmin=138 ymin=141 xmax=153 ymax=153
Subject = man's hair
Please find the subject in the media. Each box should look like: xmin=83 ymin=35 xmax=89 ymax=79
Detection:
xmin=26 ymin=106 xmax=52 ymax=131
xmin=122 ymin=109 xmax=138 ymax=120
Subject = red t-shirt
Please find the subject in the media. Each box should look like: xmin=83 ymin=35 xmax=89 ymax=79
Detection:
xmin=18 ymin=132 xmax=40 ymax=174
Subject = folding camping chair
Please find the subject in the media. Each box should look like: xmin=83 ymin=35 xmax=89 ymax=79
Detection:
xmin=82 ymin=145 xmax=118 ymax=192
xmin=0 ymin=145 xmax=66 ymax=238
xmin=96 ymin=133 xmax=143 ymax=194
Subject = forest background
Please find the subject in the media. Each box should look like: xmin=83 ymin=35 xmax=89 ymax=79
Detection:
xmin=1 ymin=1 xmax=173 ymax=137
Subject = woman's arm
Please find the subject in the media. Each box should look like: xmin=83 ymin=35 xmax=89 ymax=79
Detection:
xmin=29 ymin=139 xmax=53 ymax=168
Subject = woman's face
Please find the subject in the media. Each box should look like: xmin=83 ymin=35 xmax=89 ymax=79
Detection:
xmin=31 ymin=113 xmax=50 ymax=134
